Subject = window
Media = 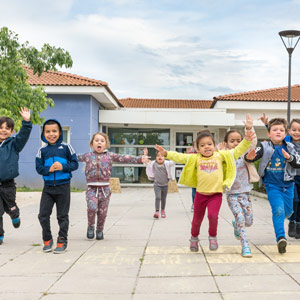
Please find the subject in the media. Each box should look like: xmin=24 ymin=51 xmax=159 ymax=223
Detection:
xmin=108 ymin=128 xmax=170 ymax=183
xmin=175 ymin=132 xmax=193 ymax=153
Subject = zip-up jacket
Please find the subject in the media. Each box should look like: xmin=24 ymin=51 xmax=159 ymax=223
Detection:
xmin=35 ymin=119 xmax=78 ymax=186
xmin=77 ymin=150 xmax=143 ymax=184
xmin=166 ymin=138 xmax=251 ymax=191
xmin=0 ymin=120 xmax=32 ymax=182
xmin=146 ymin=160 xmax=175 ymax=181
xmin=244 ymin=140 xmax=300 ymax=186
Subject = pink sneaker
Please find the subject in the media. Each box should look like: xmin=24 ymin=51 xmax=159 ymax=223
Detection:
xmin=153 ymin=211 xmax=159 ymax=218
xmin=209 ymin=236 xmax=218 ymax=251
xmin=190 ymin=236 xmax=199 ymax=252
xmin=161 ymin=210 xmax=166 ymax=218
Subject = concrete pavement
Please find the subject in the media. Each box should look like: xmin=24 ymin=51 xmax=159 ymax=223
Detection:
xmin=1 ymin=187 xmax=300 ymax=299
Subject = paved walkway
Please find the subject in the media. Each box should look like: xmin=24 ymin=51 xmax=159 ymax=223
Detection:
xmin=1 ymin=188 xmax=300 ymax=299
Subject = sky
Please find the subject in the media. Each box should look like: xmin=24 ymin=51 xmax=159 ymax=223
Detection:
xmin=1 ymin=0 xmax=300 ymax=100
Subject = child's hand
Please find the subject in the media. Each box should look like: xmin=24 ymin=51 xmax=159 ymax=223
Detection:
xmin=143 ymin=148 xmax=148 ymax=156
xmin=282 ymin=149 xmax=291 ymax=160
xmin=243 ymin=114 xmax=253 ymax=130
xmin=258 ymin=113 xmax=268 ymax=125
xmin=142 ymin=155 xmax=151 ymax=164
xmin=246 ymin=149 xmax=256 ymax=160
xmin=49 ymin=161 xmax=63 ymax=172
xmin=155 ymin=144 xmax=167 ymax=157
xmin=19 ymin=107 xmax=31 ymax=121
xmin=217 ymin=142 xmax=226 ymax=150
xmin=244 ymin=130 xmax=256 ymax=141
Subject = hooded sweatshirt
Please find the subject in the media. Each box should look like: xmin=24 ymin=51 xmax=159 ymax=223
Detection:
xmin=35 ymin=119 xmax=78 ymax=186
xmin=0 ymin=120 xmax=32 ymax=182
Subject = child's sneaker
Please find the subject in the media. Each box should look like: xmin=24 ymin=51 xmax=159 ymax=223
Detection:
xmin=189 ymin=236 xmax=199 ymax=252
xmin=241 ymin=246 xmax=252 ymax=258
xmin=161 ymin=210 xmax=166 ymax=218
xmin=53 ymin=237 xmax=67 ymax=254
xmin=232 ymin=220 xmax=240 ymax=240
xmin=295 ymin=224 xmax=300 ymax=239
xmin=277 ymin=237 xmax=287 ymax=254
xmin=43 ymin=239 xmax=53 ymax=252
xmin=191 ymin=204 xmax=194 ymax=213
xmin=288 ymin=221 xmax=296 ymax=237
xmin=0 ymin=236 xmax=3 ymax=245
xmin=12 ymin=217 xmax=20 ymax=228
xmin=96 ymin=230 xmax=104 ymax=240
xmin=209 ymin=236 xmax=218 ymax=251
xmin=87 ymin=226 xmax=95 ymax=239
xmin=153 ymin=211 xmax=159 ymax=218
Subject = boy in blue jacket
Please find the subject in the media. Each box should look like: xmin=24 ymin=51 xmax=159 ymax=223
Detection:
xmin=36 ymin=119 xmax=78 ymax=254
xmin=0 ymin=107 xmax=32 ymax=245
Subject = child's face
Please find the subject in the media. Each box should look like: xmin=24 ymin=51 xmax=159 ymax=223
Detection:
xmin=198 ymin=136 xmax=215 ymax=157
xmin=0 ymin=122 xmax=14 ymax=142
xmin=44 ymin=124 xmax=60 ymax=145
xmin=267 ymin=124 xmax=286 ymax=145
xmin=289 ymin=122 xmax=300 ymax=143
xmin=92 ymin=134 xmax=107 ymax=153
xmin=226 ymin=132 xmax=242 ymax=150
xmin=156 ymin=152 xmax=165 ymax=164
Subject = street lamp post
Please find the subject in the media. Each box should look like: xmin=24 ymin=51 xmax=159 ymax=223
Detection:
xmin=279 ymin=30 xmax=300 ymax=124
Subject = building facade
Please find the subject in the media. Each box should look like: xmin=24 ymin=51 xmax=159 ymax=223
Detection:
xmin=14 ymin=69 xmax=300 ymax=188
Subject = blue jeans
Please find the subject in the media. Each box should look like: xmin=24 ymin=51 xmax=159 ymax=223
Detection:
xmin=192 ymin=188 xmax=196 ymax=204
xmin=289 ymin=176 xmax=300 ymax=223
xmin=265 ymin=184 xmax=294 ymax=241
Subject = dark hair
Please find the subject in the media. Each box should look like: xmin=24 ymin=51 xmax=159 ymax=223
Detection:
xmin=43 ymin=120 xmax=61 ymax=133
xmin=196 ymin=130 xmax=215 ymax=147
xmin=0 ymin=117 xmax=14 ymax=130
xmin=268 ymin=118 xmax=288 ymax=132
xmin=224 ymin=129 xmax=242 ymax=143
xmin=289 ymin=118 xmax=300 ymax=129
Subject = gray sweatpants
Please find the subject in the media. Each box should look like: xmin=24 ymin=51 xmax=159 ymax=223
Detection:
xmin=154 ymin=184 xmax=168 ymax=211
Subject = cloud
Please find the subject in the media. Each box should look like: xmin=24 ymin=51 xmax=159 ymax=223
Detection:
xmin=1 ymin=0 xmax=300 ymax=100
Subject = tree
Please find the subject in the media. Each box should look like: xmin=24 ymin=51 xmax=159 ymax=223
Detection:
xmin=0 ymin=27 xmax=73 ymax=129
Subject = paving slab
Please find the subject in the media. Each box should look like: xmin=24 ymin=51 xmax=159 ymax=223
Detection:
xmin=0 ymin=187 xmax=300 ymax=300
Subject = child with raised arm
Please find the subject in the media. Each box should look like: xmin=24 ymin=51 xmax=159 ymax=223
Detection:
xmin=245 ymin=118 xmax=300 ymax=254
xmin=0 ymin=108 xmax=32 ymax=245
xmin=145 ymin=149 xmax=175 ymax=218
xmin=260 ymin=114 xmax=300 ymax=239
xmin=77 ymin=132 xmax=149 ymax=240
xmin=223 ymin=114 xmax=259 ymax=257
xmin=156 ymin=123 xmax=255 ymax=252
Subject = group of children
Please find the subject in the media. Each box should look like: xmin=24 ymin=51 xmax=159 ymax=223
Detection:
xmin=1 ymin=108 xmax=300 ymax=257
xmin=154 ymin=114 xmax=300 ymax=257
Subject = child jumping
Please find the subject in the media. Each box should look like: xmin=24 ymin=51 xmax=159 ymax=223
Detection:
xmin=145 ymin=150 xmax=175 ymax=219
xmin=222 ymin=114 xmax=259 ymax=257
xmin=245 ymin=118 xmax=300 ymax=254
xmin=260 ymin=114 xmax=300 ymax=239
xmin=156 ymin=124 xmax=255 ymax=252
xmin=78 ymin=132 xmax=149 ymax=240
xmin=36 ymin=119 xmax=78 ymax=254
xmin=0 ymin=108 xmax=32 ymax=245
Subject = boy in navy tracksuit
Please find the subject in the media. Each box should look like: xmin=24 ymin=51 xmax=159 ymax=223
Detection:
xmin=0 ymin=108 xmax=32 ymax=245
xmin=36 ymin=119 xmax=78 ymax=254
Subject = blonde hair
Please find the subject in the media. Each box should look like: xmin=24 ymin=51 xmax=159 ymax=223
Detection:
xmin=90 ymin=132 xmax=110 ymax=148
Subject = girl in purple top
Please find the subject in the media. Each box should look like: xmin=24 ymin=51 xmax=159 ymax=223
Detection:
xmin=78 ymin=132 xmax=148 ymax=240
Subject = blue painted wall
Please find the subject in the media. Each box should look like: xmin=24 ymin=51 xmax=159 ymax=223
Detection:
xmin=15 ymin=94 xmax=101 ymax=189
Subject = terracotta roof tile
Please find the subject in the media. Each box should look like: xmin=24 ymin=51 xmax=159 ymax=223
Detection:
xmin=25 ymin=66 xmax=108 ymax=87
xmin=119 ymin=98 xmax=213 ymax=109
xmin=212 ymin=85 xmax=300 ymax=107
